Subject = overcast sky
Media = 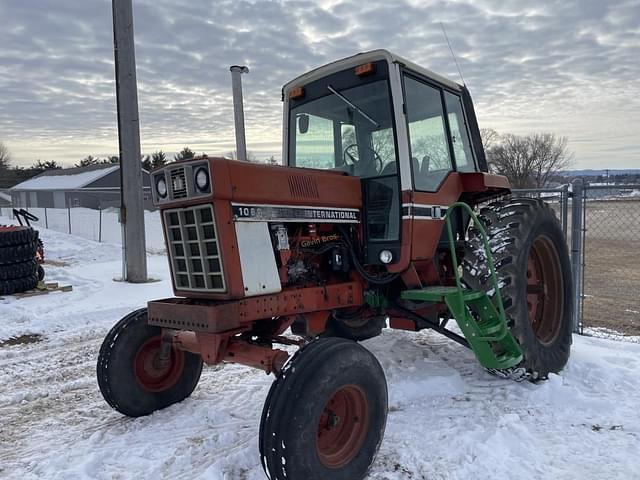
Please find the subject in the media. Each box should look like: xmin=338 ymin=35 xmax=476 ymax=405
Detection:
xmin=1 ymin=0 xmax=638 ymax=169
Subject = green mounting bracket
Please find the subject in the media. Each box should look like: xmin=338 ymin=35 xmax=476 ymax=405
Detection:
xmin=401 ymin=202 xmax=522 ymax=370
xmin=365 ymin=290 xmax=388 ymax=309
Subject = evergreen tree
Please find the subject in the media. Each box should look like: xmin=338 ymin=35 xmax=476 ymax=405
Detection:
xmin=174 ymin=147 xmax=195 ymax=162
xmin=76 ymin=155 xmax=100 ymax=167
xmin=151 ymin=150 xmax=167 ymax=169
xmin=32 ymin=160 xmax=62 ymax=172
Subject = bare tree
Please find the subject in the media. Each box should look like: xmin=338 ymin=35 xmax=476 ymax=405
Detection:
xmin=0 ymin=142 xmax=11 ymax=170
xmin=226 ymin=150 xmax=257 ymax=162
xmin=486 ymin=132 xmax=573 ymax=188
xmin=342 ymin=128 xmax=397 ymax=167
xmin=480 ymin=128 xmax=500 ymax=152
xmin=411 ymin=135 xmax=452 ymax=171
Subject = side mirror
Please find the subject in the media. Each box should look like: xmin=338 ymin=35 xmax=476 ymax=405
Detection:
xmin=298 ymin=114 xmax=309 ymax=134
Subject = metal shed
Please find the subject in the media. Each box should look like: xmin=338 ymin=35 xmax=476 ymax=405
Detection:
xmin=10 ymin=164 xmax=152 ymax=210
xmin=0 ymin=190 xmax=11 ymax=206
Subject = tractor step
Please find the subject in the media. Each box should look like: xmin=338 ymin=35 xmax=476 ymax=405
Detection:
xmin=401 ymin=203 xmax=524 ymax=371
xmin=402 ymin=287 xmax=522 ymax=370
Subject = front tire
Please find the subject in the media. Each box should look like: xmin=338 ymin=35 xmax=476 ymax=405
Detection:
xmin=97 ymin=308 xmax=203 ymax=417
xmin=462 ymin=198 xmax=573 ymax=379
xmin=260 ymin=337 xmax=388 ymax=480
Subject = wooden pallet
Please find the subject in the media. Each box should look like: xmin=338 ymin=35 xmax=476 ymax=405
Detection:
xmin=13 ymin=282 xmax=73 ymax=298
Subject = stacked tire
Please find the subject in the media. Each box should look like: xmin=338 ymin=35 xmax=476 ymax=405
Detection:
xmin=0 ymin=226 xmax=40 ymax=295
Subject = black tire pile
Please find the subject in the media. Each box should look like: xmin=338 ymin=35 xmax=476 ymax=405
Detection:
xmin=0 ymin=226 xmax=40 ymax=295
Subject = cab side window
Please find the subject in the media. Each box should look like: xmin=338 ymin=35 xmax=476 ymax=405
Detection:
xmin=444 ymin=92 xmax=475 ymax=172
xmin=403 ymin=76 xmax=453 ymax=192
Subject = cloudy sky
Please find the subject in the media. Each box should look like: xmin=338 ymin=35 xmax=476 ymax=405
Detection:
xmin=1 ymin=0 xmax=638 ymax=169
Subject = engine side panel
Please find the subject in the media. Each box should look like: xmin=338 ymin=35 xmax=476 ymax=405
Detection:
xmin=235 ymin=221 xmax=282 ymax=296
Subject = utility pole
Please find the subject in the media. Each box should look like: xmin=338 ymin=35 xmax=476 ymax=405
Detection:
xmin=112 ymin=0 xmax=147 ymax=282
xmin=230 ymin=65 xmax=249 ymax=161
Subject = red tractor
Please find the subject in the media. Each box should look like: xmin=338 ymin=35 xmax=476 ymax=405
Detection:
xmin=97 ymin=50 xmax=572 ymax=479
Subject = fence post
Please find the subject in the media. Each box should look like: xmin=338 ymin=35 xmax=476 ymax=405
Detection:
xmin=570 ymin=179 xmax=584 ymax=334
xmin=44 ymin=207 xmax=49 ymax=229
xmin=561 ymin=184 xmax=569 ymax=238
xmin=68 ymin=207 xmax=71 ymax=234
xmin=99 ymin=207 xmax=103 ymax=243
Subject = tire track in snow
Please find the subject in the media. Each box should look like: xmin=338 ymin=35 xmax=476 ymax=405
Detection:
xmin=0 ymin=328 xmax=272 ymax=480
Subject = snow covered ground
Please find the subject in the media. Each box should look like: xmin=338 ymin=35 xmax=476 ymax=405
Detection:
xmin=1 ymin=218 xmax=639 ymax=480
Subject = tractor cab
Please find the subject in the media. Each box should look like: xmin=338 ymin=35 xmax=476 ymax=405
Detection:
xmin=283 ymin=50 xmax=495 ymax=267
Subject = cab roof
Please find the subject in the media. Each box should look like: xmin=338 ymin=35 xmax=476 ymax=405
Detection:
xmin=282 ymin=49 xmax=462 ymax=97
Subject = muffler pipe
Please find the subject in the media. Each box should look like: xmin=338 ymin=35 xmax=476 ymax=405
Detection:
xmin=230 ymin=65 xmax=249 ymax=161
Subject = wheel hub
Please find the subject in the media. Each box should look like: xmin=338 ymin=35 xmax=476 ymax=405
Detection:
xmin=134 ymin=336 xmax=185 ymax=392
xmin=526 ymin=235 xmax=563 ymax=344
xmin=316 ymin=385 xmax=369 ymax=469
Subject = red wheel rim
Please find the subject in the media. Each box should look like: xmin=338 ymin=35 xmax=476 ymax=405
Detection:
xmin=316 ymin=385 xmax=369 ymax=469
xmin=526 ymin=235 xmax=563 ymax=344
xmin=134 ymin=336 xmax=185 ymax=392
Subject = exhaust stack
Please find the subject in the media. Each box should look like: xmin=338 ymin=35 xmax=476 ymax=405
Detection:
xmin=230 ymin=65 xmax=249 ymax=161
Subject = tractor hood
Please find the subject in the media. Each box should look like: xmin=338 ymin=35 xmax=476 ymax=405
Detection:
xmin=150 ymin=157 xmax=362 ymax=211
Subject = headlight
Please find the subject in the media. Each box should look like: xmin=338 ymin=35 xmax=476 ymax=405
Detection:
xmin=156 ymin=176 xmax=167 ymax=198
xmin=379 ymin=249 xmax=393 ymax=264
xmin=195 ymin=167 xmax=210 ymax=192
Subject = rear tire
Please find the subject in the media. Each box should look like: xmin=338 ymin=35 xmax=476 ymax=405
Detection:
xmin=260 ymin=337 xmax=387 ymax=480
xmin=97 ymin=308 xmax=203 ymax=417
xmin=462 ymin=198 xmax=573 ymax=379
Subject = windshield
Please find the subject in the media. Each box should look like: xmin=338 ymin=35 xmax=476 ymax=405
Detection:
xmin=289 ymin=79 xmax=398 ymax=178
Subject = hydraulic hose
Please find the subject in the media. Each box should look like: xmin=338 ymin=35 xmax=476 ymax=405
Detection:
xmin=337 ymin=226 xmax=400 ymax=286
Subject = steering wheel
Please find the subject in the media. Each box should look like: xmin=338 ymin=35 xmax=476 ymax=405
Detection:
xmin=343 ymin=144 xmax=383 ymax=174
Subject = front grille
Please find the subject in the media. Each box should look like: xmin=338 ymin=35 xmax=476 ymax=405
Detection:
xmin=164 ymin=205 xmax=226 ymax=292
xmin=169 ymin=168 xmax=187 ymax=199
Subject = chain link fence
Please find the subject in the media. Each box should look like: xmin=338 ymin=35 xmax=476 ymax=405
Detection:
xmin=511 ymin=185 xmax=570 ymax=238
xmin=0 ymin=206 xmax=165 ymax=253
xmin=581 ymin=185 xmax=640 ymax=340
xmin=513 ymin=182 xmax=640 ymax=340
